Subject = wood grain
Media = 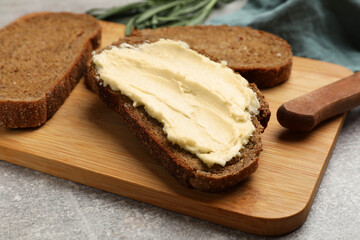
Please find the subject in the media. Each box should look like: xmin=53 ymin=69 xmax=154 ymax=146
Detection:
xmin=0 ymin=21 xmax=353 ymax=236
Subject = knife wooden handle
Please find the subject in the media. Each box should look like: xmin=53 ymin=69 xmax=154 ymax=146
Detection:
xmin=277 ymin=72 xmax=360 ymax=131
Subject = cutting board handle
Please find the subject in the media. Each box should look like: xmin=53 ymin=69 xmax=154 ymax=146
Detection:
xmin=277 ymin=72 xmax=360 ymax=131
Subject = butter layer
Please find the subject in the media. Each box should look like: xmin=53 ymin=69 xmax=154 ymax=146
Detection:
xmin=93 ymin=39 xmax=260 ymax=167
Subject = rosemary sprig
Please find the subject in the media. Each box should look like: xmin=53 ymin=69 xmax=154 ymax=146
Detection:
xmin=86 ymin=0 xmax=235 ymax=36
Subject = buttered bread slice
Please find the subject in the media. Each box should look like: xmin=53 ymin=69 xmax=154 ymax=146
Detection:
xmin=86 ymin=38 xmax=270 ymax=192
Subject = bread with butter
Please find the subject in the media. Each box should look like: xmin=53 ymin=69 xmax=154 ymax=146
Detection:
xmin=86 ymin=37 xmax=271 ymax=192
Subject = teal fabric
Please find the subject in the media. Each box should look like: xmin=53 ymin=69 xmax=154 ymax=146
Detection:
xmin=207 ymin=0 xmax=360 ymax=72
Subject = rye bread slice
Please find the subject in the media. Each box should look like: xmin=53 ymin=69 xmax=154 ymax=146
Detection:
xmin=86 ymin=38 xmax=270 ymax=192
xmin=130 ymin=25 xmax=293 ymax=88
xmin=0 ymin=12 xmax=101 ymax=128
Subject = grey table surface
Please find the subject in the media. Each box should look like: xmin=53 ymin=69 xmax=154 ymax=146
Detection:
xmin=0 ymin=0 xmax=359 ymax=239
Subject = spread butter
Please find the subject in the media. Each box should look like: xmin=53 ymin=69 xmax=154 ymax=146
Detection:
xmin=93 ymin=39 xmax=260 ymax=167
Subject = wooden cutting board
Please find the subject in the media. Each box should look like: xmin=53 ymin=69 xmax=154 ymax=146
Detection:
xmin=0 ymin=21 xmax=353 ymax=236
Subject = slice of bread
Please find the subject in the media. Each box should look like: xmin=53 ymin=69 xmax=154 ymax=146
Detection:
xmin=0 ymin=12 xmax=101 ymax=128
xmin=130 ymin=25 xmax=293 ymax=88
xmin=86 ymin=38 xmax=271 ymax=192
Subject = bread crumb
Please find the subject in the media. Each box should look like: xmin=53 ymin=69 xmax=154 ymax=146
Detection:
xmin=277 ymin=53 xmax=282 ymax=57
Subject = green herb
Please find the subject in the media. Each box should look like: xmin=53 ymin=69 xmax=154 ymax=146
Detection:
xmin=86 ymin=0 xmax=236 ymax=36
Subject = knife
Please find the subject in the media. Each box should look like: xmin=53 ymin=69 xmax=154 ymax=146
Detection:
xmin=277 ymin=72 xmax=360 ymax=131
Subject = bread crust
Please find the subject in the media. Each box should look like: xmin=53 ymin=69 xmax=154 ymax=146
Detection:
xmin=86 ymin=39 xmax=271 ymax=192
xmin=131 ymin=25 xmax=293 ymax=88
xmin=0 ymin=12 xmax=101 ymax=128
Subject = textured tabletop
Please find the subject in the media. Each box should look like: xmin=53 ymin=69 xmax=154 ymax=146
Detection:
xmin=0 ymin=0 xmax=359 ymax=239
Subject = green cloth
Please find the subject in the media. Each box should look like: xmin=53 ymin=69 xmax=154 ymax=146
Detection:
xmin=207 ymin=0 xmax=360 ymax=72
